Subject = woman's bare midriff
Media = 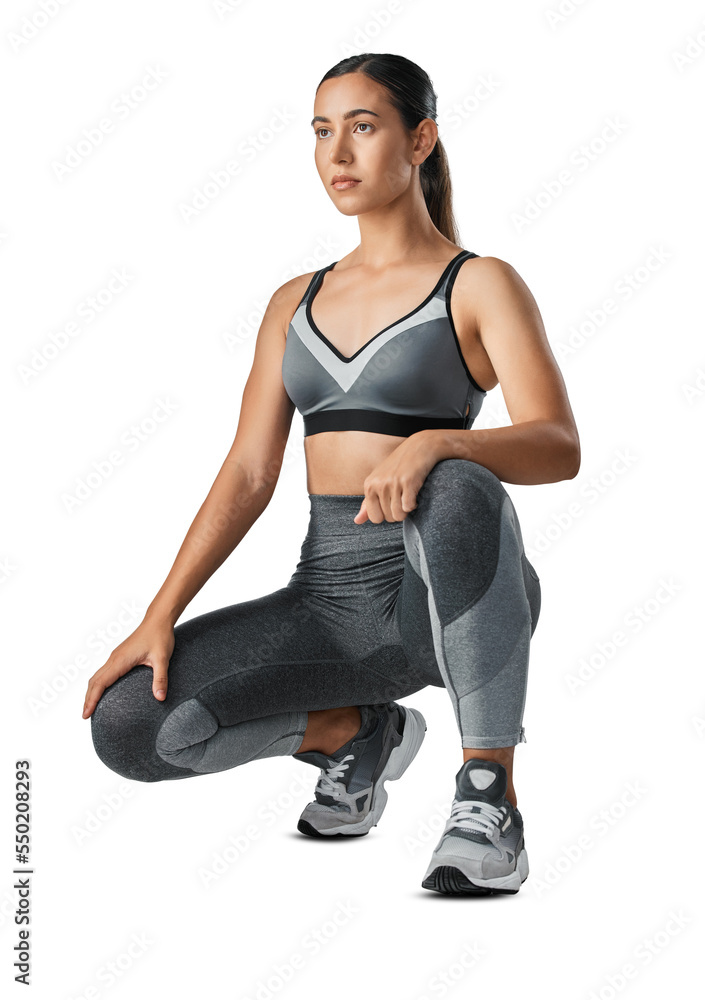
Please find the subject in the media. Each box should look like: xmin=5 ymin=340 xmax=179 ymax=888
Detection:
xmin=304 ymin=431 xmax=407 ymax=495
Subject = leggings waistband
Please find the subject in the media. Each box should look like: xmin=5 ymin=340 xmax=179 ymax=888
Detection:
xmin=306 ymin=493 xmax=404 ymax=536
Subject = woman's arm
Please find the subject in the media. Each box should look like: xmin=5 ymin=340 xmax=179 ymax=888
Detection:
xmin=143 ymin=273 xmax=307 ymax=627
xmin=428 ymin=256 xmax=581 ymax=486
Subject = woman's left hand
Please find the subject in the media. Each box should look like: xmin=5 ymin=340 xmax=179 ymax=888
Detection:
xmin=354 ymin=430 xmax=441 ymax=524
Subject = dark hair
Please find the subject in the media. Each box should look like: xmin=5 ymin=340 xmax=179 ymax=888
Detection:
xmin=316 ymin=53 xmax=460 ymax=246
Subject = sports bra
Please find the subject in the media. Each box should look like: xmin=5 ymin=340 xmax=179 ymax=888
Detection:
xmin=281 ymin=249 xmax=488 ymax=438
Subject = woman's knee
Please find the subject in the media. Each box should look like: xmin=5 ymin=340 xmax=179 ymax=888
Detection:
xmin=90 ymin=665 xmax=168 ymax=782
xmin=416 ymin=458 xmax=507 ymax=531
xmin=424 ymin=458 xmax=505 ymax=497
xmin=405 ymin=458 xmax=520 ymax=598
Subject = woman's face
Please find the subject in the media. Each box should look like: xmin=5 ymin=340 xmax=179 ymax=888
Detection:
xmin=311 ymin=73 xmax=435 ymax=217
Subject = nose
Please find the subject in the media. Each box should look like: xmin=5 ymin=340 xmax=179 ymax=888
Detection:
xmin=327 ymin=134 xmax=350 ymax=164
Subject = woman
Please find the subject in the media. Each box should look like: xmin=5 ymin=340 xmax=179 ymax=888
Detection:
xmin=83 ymin=53 xmax=580 ymax=897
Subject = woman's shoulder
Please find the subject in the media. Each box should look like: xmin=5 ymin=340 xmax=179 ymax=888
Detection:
xmin=454 ymin=254 xmax=528 ymax=300
xmin=267 ymin=265 xmax=323 ymax=329
xmin=457 ymin=253 xmax=514 ymax=277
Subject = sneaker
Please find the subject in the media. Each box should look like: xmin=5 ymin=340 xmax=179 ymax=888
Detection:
xmin=421 ymin=758 xmax=529 ymax=895
xmin=294 ymin=702 xmax=427 ymax=837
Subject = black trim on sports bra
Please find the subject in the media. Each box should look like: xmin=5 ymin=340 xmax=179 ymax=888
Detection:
xmin=296 ymin=267 xmax=324 ymax=310
xmin=305 ymin=250 xmax=469 ymax=364
xmin=303 ymin=409 xmax=466 ymax=438
xmin=445 ymin=252 xmax=489 ymax=394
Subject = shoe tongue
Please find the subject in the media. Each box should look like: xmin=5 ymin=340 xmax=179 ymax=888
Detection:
xmin=294 ymin=749 xmax=339 ymax=770
xmin=293 ymin=748 xmax=347 ymax=808
xmin=456 ymin=759 xmax=507 ymax=805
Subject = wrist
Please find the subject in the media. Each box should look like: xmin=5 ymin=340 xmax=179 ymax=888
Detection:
xmin=144 ymin=602 xmax=181 ymax=629
xmin=417 ymin=427 xmax=456 ymax=463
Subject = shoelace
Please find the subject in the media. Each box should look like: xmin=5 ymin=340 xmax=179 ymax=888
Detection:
xmin=446 ymin=797 xmax=507 ymax=840
xmin=315 ymin=754 xmax=355 ymax=798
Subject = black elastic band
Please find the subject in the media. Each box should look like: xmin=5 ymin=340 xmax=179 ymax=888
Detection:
xmin=303 ymin=409 xmax=465 ymax=438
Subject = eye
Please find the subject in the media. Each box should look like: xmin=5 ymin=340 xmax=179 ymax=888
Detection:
xmin=314 ymin=122 xmax=374 ymax=139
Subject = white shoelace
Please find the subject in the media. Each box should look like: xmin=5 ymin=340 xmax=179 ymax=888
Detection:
xmin=446 ymin=798 xmax=507 ymax=840
xmin=316 ymin=754 xmax=355 ymax=798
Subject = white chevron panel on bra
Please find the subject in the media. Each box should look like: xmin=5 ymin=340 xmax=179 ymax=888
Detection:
xmin=291 ymin=293 xmax=449 ymax=392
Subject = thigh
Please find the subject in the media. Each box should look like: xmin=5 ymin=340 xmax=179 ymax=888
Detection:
xmin=90 ymin=580 xmax=424 ymax=780
xmin=173 ymin=583 xmax=418 ymax=723
xmin=395 ymin=458 xmax=541 ymax=675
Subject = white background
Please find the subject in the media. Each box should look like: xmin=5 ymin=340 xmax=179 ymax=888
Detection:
xmin=2 ymin=0 xmax=704 ymax=997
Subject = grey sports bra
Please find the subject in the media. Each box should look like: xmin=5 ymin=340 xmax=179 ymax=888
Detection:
xmin=281 ymin=249 xmax=487 ymax=438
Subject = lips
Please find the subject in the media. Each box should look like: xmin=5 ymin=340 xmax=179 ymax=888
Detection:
xmin=331 ymin=175 xmax=360 ymax=185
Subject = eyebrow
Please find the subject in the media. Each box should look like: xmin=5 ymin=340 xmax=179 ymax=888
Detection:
xmin=310 ymin=108 xmax=381 ymax=128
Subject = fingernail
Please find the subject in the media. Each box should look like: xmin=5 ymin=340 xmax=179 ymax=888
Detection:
xmin=156 ymin=689 xmax=165 ymax=698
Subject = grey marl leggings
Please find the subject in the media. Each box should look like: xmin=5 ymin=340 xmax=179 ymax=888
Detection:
xmin=91 ymin=458 xmax=541 ymax=781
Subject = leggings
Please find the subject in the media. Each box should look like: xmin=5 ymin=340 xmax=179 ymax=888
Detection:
xmin=90 ymin=458 xmax=541 ymax=782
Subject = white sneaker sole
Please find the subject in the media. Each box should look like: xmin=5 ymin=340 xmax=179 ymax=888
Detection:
xmin=422 ymin=846 xmax=530 ymax=895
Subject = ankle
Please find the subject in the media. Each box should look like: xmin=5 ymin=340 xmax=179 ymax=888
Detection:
xmin=296 ymin=706 xmax=361 ymax=755
xmin=461 ymin=747 xmax=517 ymax=809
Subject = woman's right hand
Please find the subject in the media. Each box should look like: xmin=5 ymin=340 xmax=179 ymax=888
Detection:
xmin=82 ymin=615 xmax=176 ymax=719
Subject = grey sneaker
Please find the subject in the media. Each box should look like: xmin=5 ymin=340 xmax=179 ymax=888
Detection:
xmin=421 ymin=758 xmax=529 ymax=894
xmin=294 ymin=702 xmax=427 ymax=837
